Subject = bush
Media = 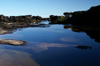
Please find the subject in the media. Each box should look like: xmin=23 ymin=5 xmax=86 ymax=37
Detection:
xmin=57 ymin=16 xmax=68 ymax=22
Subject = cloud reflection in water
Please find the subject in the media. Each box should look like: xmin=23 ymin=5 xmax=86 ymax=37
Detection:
xmin=0 ymin=49 xmax=40 ymax=66
xmin=26 ymin=42 xmax=77 ymax=53
xmin=60 ymin=37 xmax=79 ymax=42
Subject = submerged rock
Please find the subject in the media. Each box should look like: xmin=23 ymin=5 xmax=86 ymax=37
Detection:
xmin=75 ymin=45 xmax=92 ymax=50
xmin=0 ymin=39 xmax=26 ymax=46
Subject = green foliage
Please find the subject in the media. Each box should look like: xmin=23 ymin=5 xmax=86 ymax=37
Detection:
xmin=57 ymin=16 xmax=68 ymax=22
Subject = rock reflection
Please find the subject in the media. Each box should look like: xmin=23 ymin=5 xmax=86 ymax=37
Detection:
xmin=0 ymin=49 xmax=40 ymax=66
xmin=0 ymin=22 xmax=50 ymax=35
xmin=86 ymin=31 xmax=100 ymax=43
xmin=64 ymin=25 xmax=100 ymax=43
xmin=0 ymin=22 xmax=50 ymax=46
xmin=0 ymin=28 xmax=13 ymax=35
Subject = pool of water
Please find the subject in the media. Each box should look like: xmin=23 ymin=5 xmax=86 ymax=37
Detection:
xmin=0 ymin=21 xmax=100 ymax=66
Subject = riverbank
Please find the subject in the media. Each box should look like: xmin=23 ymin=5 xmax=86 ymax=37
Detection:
xmin=0 ymin=5 xmax=100 ymax=26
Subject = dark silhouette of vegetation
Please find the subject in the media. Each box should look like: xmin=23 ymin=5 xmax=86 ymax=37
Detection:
xmin=50 ymin=15 xmax=68 ymax=24
xmin=63 ymin=5 xmax=100 ymax=26
xmin=1 ymin=5 xmax=100 ymax=26
xmin=49 ymin=5 xmax=100 ymax=26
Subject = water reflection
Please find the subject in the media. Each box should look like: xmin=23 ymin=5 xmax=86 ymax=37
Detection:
xmin=60 ymin=37 xmax=79 ymax=42
xmin=0 ymin=22 xmax=50 ymax=46
xmin=64 ymin=25 xmax=100 ymax=43
xmin=1 ymin=22 xmax=99 ymax=43
xmin=25 ymin=42 xmax=71 ymax=53
xmin=0 ymin=22 xmax=100 ymax=66
xmin=0 ymin=22 xmax=50 ymax=35
xmin=0 ymin=28 xmax=13 ymax=35
xmin=0 ymin=49 xmax=40 ymax=66
xmin=24 ymin=41 xmax=93 ymax=53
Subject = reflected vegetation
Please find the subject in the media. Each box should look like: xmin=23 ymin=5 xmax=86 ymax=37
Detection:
xmin=0 ymin=21 xmax=100 ymax=66
xmin=0 ymin=5 xmax=100 ymax=66
xmin=0 ymin=22 xmax=50 ymax=46
xmin=0 ymin=49 xmax=40 ymax=66
xmin=0 ymin=22 xmax=50 ymax=31
xmin=64 ymin=25 xmax=100 ymax=43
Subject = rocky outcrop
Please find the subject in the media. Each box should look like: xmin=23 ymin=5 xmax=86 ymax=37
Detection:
xmin=0 ymin=39 xmax=26 ymax=46
xmin=72 ymin=11 xmax=86 ymax=17
xmin=64 ymin=5 xmax=100 ymax=26
xmin=0 ymin=15 xmax=43 ymax=23
xmin=0 ymin=28 xmax=13 ymax=35
xmin=75 ymin=45 xmax=92 ymax=50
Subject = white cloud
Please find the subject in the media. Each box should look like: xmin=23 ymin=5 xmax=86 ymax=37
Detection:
xmin=60 ymin=37 xmax=79 ymax=42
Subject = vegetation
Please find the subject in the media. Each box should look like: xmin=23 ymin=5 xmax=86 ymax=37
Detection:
xmin=57 ymin=16 xmax=68 ymax=22
xmin=50 ymin=15 xmax=69 ymax=24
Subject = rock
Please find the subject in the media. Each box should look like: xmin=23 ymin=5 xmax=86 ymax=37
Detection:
xmin=75 ymin=45 xmax=92 ymax=50
xmin=0 ymin=39 xmax=26 ymax=46
xmin=0 ymin=28 xmax=13 ymax=35
xmin=0 ymin=15 xmax=42 ymax=23
xmin=63 ymin=5 xmax=100 ymax=26
xmin=72 ymin=11 xmax=86 ymax=17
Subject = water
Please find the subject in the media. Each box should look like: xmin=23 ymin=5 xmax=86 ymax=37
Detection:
xmin=0 ymin=21 xmax=100 ymax=66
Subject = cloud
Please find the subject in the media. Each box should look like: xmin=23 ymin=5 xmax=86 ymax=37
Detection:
xmin=60 ymin=37 xmax=79 ymax=42
xmin=25 ymin=41 xmax=77 ymax=53
xmin=0 ymin=49 xmax=40 ymax=66
xmin=44 ymin=29 xmax=65 ymax=33
xmin=0 ymin=34 xmax=23 ymax=39
xmin=36 ymin=43 xmax=69 ymax=50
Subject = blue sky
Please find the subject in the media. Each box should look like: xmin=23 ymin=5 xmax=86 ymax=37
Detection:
xmin=0 ymin=0 xmax=100 ymax=17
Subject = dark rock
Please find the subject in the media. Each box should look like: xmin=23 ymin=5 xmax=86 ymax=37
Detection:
xmin=0 ymin=15 xmax=42 ymax=23
xmin=75 ymin=45 xmax=92 ymax=50
xmin=67 ymin=5 xmax=100 ymax=26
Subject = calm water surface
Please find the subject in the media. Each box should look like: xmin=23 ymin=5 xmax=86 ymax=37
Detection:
xmin=0 ymin=21 xmax=100 ymax=66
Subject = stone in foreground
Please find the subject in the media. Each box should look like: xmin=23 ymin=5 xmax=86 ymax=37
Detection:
xmin=0 ymin=39 xmax=26 ymax=46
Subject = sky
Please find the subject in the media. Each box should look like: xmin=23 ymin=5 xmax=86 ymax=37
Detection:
xmin=0 ymin=0 xmax=100 ymax=17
